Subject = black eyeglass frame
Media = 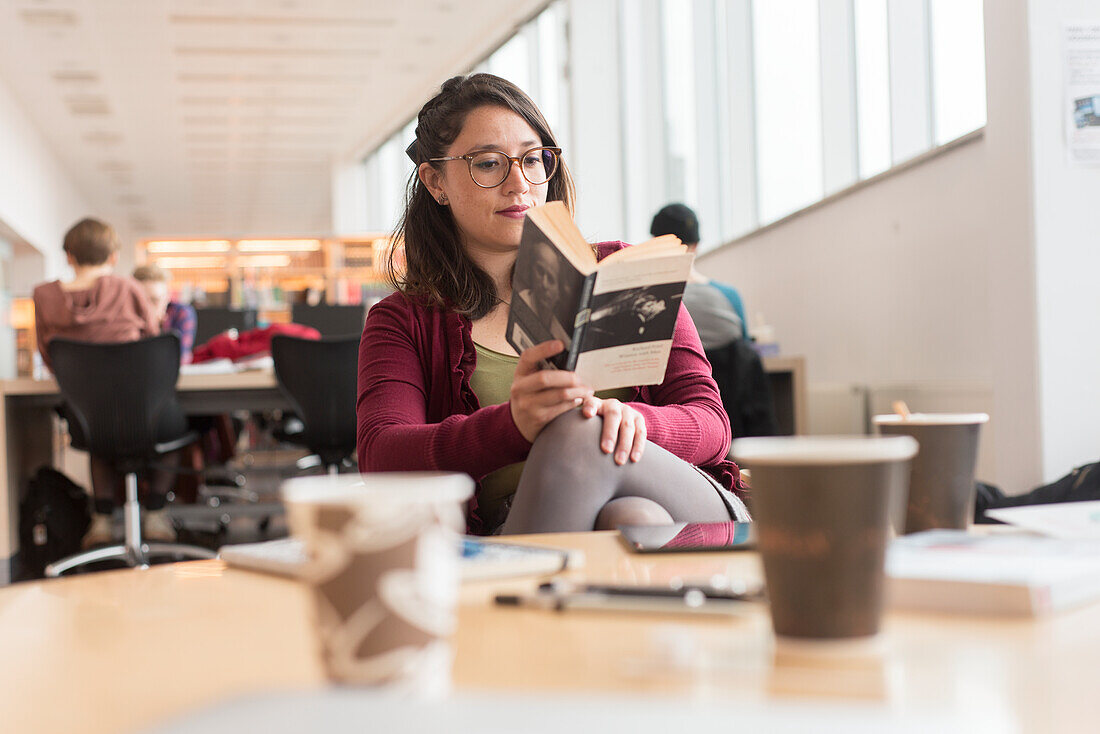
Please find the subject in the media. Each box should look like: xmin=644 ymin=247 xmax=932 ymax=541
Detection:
xmin=428 ymin=146 xmax=562 ymax=188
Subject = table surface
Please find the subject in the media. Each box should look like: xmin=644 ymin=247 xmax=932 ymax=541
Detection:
xmin=0 ymin=368 xmax=279 ymax=396
xmin=1 ymin=530 xmax=1097 ymax=734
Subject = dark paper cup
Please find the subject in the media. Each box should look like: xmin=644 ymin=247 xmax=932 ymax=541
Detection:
xmin=732 ymin=436 xmax=917 ymax=640
xmin=873 ymin=413 xmax=988 ymax=534
xmin=282 ymin=472 xmax=473 ymax=694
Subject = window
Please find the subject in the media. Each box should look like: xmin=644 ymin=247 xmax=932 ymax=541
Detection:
xmin=355 ymin=0 xmax=987 ymax=249
xmin=488 ymin=33 xmax=532 ymax=96
xmin=854 ymin=0 xmax=892 ymax=179
xmin=929 ymin=0 xmax=987 ymax=145
xmin=752 ymin=0 xmax=824 ymax=224
xmin=660 ymin=0 xmax=699 ymax=207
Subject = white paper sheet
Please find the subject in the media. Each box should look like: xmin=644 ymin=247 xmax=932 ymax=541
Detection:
xmin=986 ymin=500 xmax=1100 ymax=539
xmin=1064 ymin=22 xmax=1100 ymax=166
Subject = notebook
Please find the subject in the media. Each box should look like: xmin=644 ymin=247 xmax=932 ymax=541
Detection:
xmin=886 ymin=529 xmax=1100 ymax=616
xmin=218 ymin=536 xmax=583 ymax=582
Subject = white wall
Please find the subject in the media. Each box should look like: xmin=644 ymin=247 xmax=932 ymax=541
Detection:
xmin=0 ymin=75 xmax=91 ymax=290
xmin=1028 ymin=1 xmax=1100 ymax=481
xmin=331 ymin=162 xmax=372 ymax=236
xmin=699 ymin=0 xmax=1044 ymax=493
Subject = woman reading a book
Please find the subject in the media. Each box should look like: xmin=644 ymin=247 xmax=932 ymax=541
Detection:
xmin=357 ymin=74 xmax=749 ymax=534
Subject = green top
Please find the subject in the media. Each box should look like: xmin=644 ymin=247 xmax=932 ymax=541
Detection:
xmin=470 ymin=342 xmax=632 ymax=529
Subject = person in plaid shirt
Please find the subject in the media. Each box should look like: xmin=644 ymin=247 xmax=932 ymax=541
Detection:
xmin=133 ymin=264 xmax=197 ymax=362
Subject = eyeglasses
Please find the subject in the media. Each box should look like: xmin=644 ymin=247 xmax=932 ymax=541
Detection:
xmin=429 ymin=146 xmax=561 ymax=188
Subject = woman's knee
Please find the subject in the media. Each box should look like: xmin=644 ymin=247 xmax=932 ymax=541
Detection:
xmin=595 ymin=496 xmax=673 ymax=530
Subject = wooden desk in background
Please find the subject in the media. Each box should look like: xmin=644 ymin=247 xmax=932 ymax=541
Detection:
xmin=0 ymin=358 xmax=805 ymax=584
xmin=0 ymin=531 xmax=1095 ymax=733
xmin=0 ymin=371 xmax=290 ymax=585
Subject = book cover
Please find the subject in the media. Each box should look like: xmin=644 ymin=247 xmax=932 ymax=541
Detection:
xmin=506 ymin=202 xmax=692 ymax=391
xmin=506 ymin=215 xmax=591 ymax=370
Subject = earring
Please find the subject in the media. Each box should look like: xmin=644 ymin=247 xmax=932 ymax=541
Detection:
xmin=439 ymin=193 xmax=448 ymax=205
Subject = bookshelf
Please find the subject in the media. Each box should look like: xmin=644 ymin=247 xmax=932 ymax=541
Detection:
xmin=137 ymin=236 xmax=396 ymax=326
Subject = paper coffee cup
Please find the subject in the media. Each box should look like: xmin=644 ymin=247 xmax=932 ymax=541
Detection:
xmin=282 ymin=472 xmax=473 ymax=694
xmin=732 ymin=436 xmax=917 ymax=640
xmin=873 ymin=413 xmax=988 ymax=534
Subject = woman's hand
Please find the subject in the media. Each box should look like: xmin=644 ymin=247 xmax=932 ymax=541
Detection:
xmin=510 ymin=341 xmax=593 ymax=443
xmin=580 ymin=396 xmax=647 ymax=465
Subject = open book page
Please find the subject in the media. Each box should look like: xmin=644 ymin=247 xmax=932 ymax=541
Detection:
xmin=597 ymin=234 xmax=685 ymax=266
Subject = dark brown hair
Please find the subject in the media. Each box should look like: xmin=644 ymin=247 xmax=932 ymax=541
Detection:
xmin=387 ymin=74 xmax=576 ymax=320
xmin=63 ymin=218 xmax=120 ymax=266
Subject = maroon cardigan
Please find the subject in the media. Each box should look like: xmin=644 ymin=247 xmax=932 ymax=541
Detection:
xmin=356 ymin=242 xmax=746 ymax=533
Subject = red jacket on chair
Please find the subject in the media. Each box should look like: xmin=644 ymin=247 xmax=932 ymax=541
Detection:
xmin=191 ymin=323 xmax=321 ymax=363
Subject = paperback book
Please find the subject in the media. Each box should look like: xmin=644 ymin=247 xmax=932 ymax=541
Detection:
xmin=506 ymin=201 xmax=693 ymax=391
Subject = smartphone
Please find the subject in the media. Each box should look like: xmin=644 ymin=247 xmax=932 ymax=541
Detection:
xmin=618 ymin=521 xmax=755 ymax=553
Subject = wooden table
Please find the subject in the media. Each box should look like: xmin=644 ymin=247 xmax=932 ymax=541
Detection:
xmin=1 ymin=531 xmax=1097 ymax=733
xmin=0 ymin=370 xmax=289 ymax=584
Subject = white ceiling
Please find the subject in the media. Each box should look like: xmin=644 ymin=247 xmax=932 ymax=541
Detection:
xmin=0 ymin=0 xmax=550 ymax=238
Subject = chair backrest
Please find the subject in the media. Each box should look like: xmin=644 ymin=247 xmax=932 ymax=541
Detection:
xmin=290 ymin=303 xmax=367 ymax=338
xmin=705 ymin=339 xmax=780 ymax=439
xmin=270 ymin=335 xmax=359 ymax=463
xmin=194 ymin=307 xmax=257 ymax=346
xmin=48 ymin=334 xmax=187 ymax=462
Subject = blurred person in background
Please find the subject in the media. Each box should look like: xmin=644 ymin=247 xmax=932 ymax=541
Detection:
xmin=33 ymin=218 xmax=178 ymax=547
xmin=133 ymin=264 xmax=197 ymax=363
xmin=650 ymin=203 xmax=748 ymax=351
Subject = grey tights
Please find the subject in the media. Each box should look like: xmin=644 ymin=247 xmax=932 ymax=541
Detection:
xmin=500 ymin=409 xmax=733 ymax=534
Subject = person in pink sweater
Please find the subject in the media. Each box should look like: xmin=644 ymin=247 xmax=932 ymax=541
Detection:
xmin=357 ymin=74 xmax=749 ymax=535
xmin=33 ymin=218 xmax=179 ymax=547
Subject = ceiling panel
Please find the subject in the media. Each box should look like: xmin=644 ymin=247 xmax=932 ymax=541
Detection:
xmin=0 ymin=0 xmax=550 ymax=238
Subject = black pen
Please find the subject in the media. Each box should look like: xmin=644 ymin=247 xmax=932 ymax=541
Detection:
xmin=495 ymin=588 xmax=756 ymax=617
xmin=537 ymin=580 xmax=764 ymax=602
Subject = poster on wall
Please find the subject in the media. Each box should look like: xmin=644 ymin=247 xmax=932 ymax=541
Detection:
xmin=1064 ymin=22 xmax=1100 ymax=166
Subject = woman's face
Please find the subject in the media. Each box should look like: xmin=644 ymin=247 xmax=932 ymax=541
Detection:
xmin=421 ymin=105 xmax=549 ymax=258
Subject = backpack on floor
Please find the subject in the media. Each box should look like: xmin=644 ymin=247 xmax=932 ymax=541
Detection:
xmin=975 ymin=462 xmax=1100 ymax=523
xmin=17 ymin=467 xmax=91 ymax=580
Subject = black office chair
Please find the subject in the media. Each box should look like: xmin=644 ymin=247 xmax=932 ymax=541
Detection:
xmin=45 ymin=334 xmax=216 ymax=576
xmin=290 ymin=303 xmax=367 ymax=337
xmin=270 ymin=335 xmax=359 ymax=474
xmin=706 ymin=339 xmax=780 ymax=440
xmin=194 ymin=307 xmax=257 ymax=346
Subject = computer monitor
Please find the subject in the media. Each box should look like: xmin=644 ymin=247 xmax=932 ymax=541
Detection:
xmin=290 ymin=304 xmax=366 ymax=338
xmin=194 ymin=308 xmax=257 ymax=346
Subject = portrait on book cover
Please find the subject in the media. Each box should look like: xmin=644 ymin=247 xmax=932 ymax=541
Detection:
xmin=514 ymin=235 xmax=581 ymax=349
